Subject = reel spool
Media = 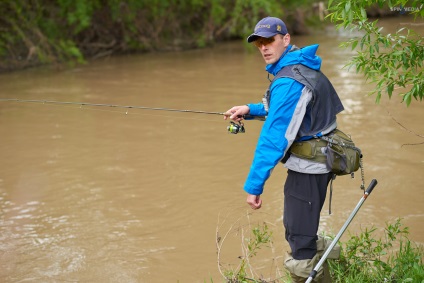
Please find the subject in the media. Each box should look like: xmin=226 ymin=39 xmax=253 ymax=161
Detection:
xmin=227 ymin=121 xmax=245 ymax=134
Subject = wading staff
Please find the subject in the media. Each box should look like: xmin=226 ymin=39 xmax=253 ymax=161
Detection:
xmin=305 ymin=179 xmax=378 ymax=283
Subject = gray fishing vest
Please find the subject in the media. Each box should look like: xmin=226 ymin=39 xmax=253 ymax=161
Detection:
xmin=265 ymin=63 xmax=344 ymax=138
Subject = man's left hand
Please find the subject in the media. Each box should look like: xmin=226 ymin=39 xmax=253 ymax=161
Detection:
xmin=246 ymin=194 xmax=262 ymax=210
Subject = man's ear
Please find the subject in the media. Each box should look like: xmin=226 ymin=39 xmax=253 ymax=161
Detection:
xmin=284 ymin=34 xmax=291 ymax=47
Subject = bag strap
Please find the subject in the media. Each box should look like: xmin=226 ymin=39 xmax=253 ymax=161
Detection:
xmin=329 ymin=174 xmax=336 ymax=215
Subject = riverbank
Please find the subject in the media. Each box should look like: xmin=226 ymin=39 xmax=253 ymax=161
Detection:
xmin=1 ymin=0 xmax=407 ymax=73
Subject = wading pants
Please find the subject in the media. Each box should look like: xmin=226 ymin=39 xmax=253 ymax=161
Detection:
xmin=283 ymin=170 xmax=335 ymax=282
xmin=283 ymin=170 xmax=333 ymax=259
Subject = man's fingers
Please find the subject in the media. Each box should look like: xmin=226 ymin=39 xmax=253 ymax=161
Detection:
xmin=223 ymin=109 xmax=236 ymax=120
xmin=223 ymin=112 xmax=243 ymax=121
xmin=254 ymin=199 xmax=262 ymax=210
xmin=247 ymin=195 xmax=262 ymax=210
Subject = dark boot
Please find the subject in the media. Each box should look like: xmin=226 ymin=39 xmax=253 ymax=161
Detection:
xmin=290 ymin=272 xmax=309 ymax=283
xmin=321 ymin=262 xmax=332 ymax=283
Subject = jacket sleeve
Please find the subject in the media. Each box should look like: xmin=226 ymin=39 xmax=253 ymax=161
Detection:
xmin=243 ymin=78 xmax=304 ymax=195
xmin=247 ymin=103 xmax=268 ymax=116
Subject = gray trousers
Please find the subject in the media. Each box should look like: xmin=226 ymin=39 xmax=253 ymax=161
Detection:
xmin=283 ymin=170 xmax=333 ymax=260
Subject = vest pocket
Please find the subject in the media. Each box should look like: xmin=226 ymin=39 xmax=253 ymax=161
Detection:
xmin=289 ymin=138 xmax=328 ymax=163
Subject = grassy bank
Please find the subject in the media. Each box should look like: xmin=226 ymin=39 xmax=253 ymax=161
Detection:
xmin=214 ymin=219 xmax=423 ymax=283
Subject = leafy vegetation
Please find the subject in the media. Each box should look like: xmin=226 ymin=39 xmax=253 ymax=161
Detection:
xmin=3 ymin=0 xmax=422 ymax=105
xmin=215 ymin=211 xmax=290 ymax=283
xmin=329 ymin=218 xmax=424 ymax=283
xmin=216 ymin=219 xmax=423 ymax=283
xmin=221 ymin=223 xmax=276 ymax=283
xmin=0 ymin=0 xmax=320 ymax=71
xmin=327 ymin=0 xmax=424 ymax=105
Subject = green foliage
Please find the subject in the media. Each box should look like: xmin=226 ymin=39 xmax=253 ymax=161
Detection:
xmin=0 ymin=0 xmax=291 ymax=71
xmin=223 ymin=223 xmax=273 ymax=283
xmin=0 ymin=0 xmax=323 ymax=71
xmin=329 ymin=218 xmax=424 ymax=283
xmin=216 ymin=218 xmax=423 ymax=283
xmin=57 ymin=0 xmax=101 ymax=33
xmin=0 ymin=0 xmax=86 ymax=69
xmin=327 ymin=0 xmax=424 ymax=106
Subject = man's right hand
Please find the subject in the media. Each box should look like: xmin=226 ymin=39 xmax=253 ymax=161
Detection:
xmin=224 ymin=105 xmax=250 ymax=122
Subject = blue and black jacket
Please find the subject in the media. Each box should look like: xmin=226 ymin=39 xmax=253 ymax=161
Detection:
xmin=244 ymin=44 xmax=344 ymax=195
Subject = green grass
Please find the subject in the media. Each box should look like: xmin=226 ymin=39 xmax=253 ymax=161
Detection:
xmin=329 ymin=218 xmax=424 ymax=283
xmin=215 ymin=218 xmax=424 ymax=283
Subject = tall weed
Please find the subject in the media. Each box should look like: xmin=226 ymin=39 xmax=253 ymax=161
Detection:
xmin=217 ymin=218 xmax=423 ymax=283
xmin=329 ymin=218 xmax=424 ymax=283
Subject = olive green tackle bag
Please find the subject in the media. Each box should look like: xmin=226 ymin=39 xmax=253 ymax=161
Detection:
xmin=322 ymin=129 xmax=361 ymax=175
xmin=289 ymin=129 xmax=364 ymax=214
xmin=289 ymin=129 xmax=362 ymax=176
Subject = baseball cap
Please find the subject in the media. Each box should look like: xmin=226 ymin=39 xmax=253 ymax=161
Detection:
xmin=247 ymin=17 xmax=288 ymax=43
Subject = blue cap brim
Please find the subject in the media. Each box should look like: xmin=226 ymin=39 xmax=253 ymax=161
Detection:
xmin=247 ymin=31 xmax=279 ymax=43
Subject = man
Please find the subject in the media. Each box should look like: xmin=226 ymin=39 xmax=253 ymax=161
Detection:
xmin=224 ymin=17 xmax=343 ymax=282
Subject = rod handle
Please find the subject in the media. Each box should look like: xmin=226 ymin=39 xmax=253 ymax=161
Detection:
xmin=223 ymin=113 xmax=266 ymax=121
xmin=365 ymin=179 xmax=378 ymax=195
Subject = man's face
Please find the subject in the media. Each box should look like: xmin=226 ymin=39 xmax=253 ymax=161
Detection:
xmin=254 ymin=34 xmax=290 ymax=64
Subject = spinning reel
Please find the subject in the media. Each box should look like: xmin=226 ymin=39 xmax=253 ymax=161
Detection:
xmin=227 ymin=121 xmax=245 ymax=134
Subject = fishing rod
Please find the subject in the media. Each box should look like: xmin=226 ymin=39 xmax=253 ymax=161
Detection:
xmin=0 ymin=98 xmax=265 ymax=134
xmin=305 ymin=179 xmax=378 ymax=283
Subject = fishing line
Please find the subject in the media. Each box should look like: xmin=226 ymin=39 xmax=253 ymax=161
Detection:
xmin=7 ymin=99 xmax=222 ymax=123
xmin=0 ymin=98 xmax=263 ymax=133
xmin=0 ymin=98 xmax=228 ymax=116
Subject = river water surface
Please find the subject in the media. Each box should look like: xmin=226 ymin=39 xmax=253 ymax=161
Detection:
xmin=0 ymin=18 xmax=423 ymax=282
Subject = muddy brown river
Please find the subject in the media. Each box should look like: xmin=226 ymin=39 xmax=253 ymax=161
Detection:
xmin=0 ymin=18 xmax=423 ymax=282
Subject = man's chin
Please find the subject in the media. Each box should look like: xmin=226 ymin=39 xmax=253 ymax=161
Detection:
xmin=264 ymin=58 xmax=276 ymax=64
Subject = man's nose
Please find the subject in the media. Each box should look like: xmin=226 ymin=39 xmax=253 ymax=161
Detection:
xmin=260 ymin=44 xmax=268 ymax=51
